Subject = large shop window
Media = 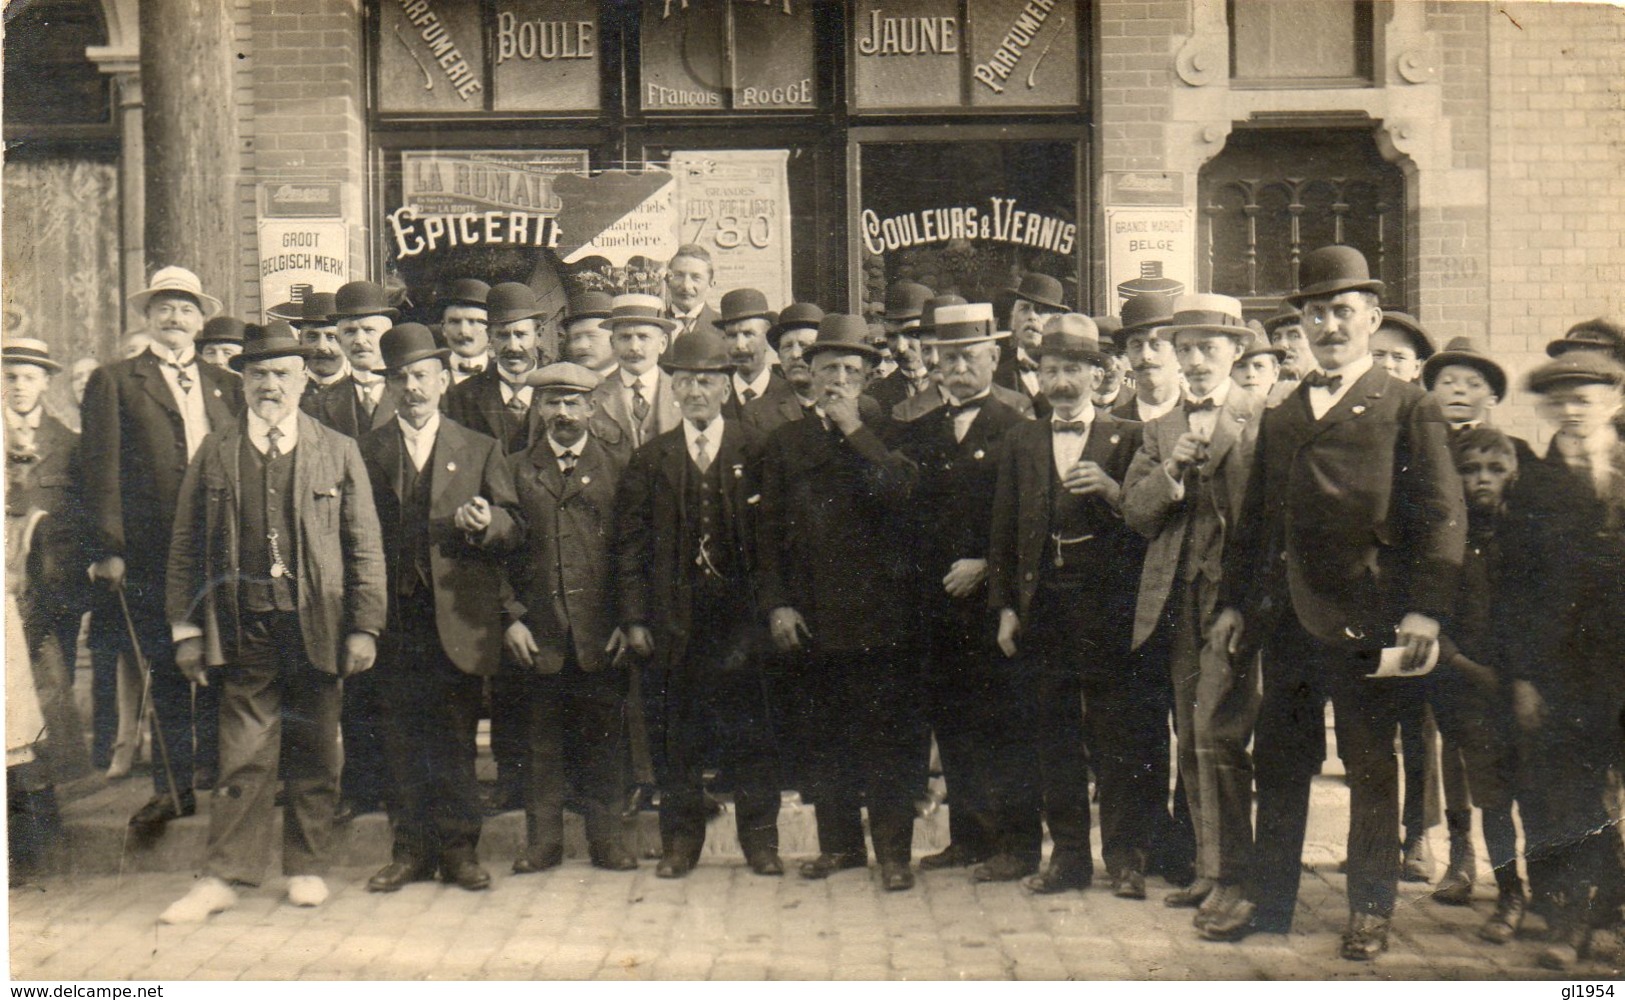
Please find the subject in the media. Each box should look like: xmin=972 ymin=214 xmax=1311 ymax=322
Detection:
xmin=1228 ymin=0 xmax=1375 ymax=87
xmin=638 ymin=0 xmax=818 ymax=111
xmin=1198 ymin=126 xmax=1406 ymax=314
xmin=857 ymin=140 xmax=1080 ymax=317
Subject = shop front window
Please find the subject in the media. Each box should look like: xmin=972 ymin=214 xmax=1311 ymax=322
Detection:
xmin=857 ymin=139 xmax=1080 ymax=317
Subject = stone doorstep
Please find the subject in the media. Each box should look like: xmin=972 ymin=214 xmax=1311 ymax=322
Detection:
xmin=45 ymin=778 xmax=953 ymax=877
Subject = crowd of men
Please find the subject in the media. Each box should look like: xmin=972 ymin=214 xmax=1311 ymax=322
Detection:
xmin=4 ymin=240 xmax=1623 ymax=971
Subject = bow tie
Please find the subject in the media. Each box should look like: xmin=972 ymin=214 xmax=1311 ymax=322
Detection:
xmin=945 ymin=399 xmax=983 ymax=416
xmin=1300 ymin=370 xmax=1343 ymax=392
xmin=1052 ymin=420 xmax=1088 ymax=435
xmin=1183 ymin=397 xmax=1218 ymax=414
xmin=454 ymin=360 xmax=485 ymax=374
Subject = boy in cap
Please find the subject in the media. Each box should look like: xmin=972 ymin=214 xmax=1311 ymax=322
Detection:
xmin=502 ymin=362 xmax=639 ymax=875
xmin=1370 ymin=311 xmax=1434 ymax=384
xmin=1231 ymin=325 xmax=1284 ymax=400
xmin=159 ymin=322 xmax=386 ymax=922
xmin=987 ymin=316 xmax=1145 ymax=898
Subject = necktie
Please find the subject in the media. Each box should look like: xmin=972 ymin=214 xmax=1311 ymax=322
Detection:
xmin=265 ymin=426 xmax=283 ymax=461
xmin=559 ymin=452 xmax=577 ymax=478
xmin=506 ymin=389 xmax=527 ymax=414
xmin=631 ymin=382 xmax=651 ymax=424
xmin=355 ymin=377 xmax=382 ymax=415
xmin=906 ymin=373 xmax=932 ymax=396
xmin=1184 ymin=397 xmax=1218 ymax=414
xmin=1017 ymin=355 xmax=1040 ymax=374
xmin=169 ymin=361 xmax=194 ymax=394
xmin=741 ymin=387 xmax=758 ymax=403
xmin=1300 ymin=370 xmax=1343 ymax=392
xmin=694 ymin=432 xmax=711 ymax=472
xmin=1053 ymin=420 xmax=1087 ymax=434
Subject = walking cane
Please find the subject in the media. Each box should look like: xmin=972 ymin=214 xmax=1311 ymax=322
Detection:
xmin=114 ymin=586 xmax=184 ymax=818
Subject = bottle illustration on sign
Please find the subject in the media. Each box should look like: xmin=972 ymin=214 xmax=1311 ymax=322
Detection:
xmin=1116 ymin=260 xmax=1183 ymax=303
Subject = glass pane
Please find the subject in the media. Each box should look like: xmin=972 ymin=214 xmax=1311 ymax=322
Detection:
xmin=1232 ymin=0 xmax=1360 ymax=80
xmin=851 ymin=0 xmax=965 ymax=110
xmin=640 ymin=0 xmax=727 ymax=110
xmin=492 ymin=0 xmax=602 ymax=112
xmin=378 ymin=0 xmax=487 ymax=111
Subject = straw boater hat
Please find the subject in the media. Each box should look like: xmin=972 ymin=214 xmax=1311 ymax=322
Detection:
xmin=227 ymin=321 xmax=314 ymax=372
xmin=1422 ymin=336 xmax=1508 ymax=400
xmin=524 ymin=361 xmax=602 ymax=394
xmin=128 ymin=266 xmax=223 ymax=318
xmin=379 ymin=323 xmax=449 ymax=372
xmin=605 ymin=293 xmax=681 ymax=335
xmin=930 ymin=303 xmax=1009 ymax=346
xmin=917 ymin=295 xmax=967 ymax=340
xmin=1153 ymin=293 xmax=1250 ymax=342
xmin=1285 ymin=246 xmax=1385 ymax=307
xmin=1 ymin=338 xmax=62 ymax=373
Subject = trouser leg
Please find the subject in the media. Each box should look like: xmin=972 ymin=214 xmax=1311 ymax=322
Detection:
xmin=1247 ymin=622 xmax=1327 ymax=925
xmin=1196 ymin=642 xmax=1263 ymax=886
xmin=203 ymin=618 xmax=283 ymax=887
xmin=856 ymin=645 xmax=924 ymax=867
xmin=523 ymin=677 xmax=567 ymax=854
xmin=278 ymin=616 xmax=341 ymax=878
xmin=1328 ymin=666 xmax=1405 ymax=919
xmin=1165 ymin=583 xmax=1212 ymax=881
xmin=340 ymin=666 xmax=388 ymax=809
xmin=429 ymin=663 xmax=485 ymax=863
xmin=805 ymin=654 xmax=865 ymax=860
xmin=1032 ymin=664 xmax=1092 ymax=866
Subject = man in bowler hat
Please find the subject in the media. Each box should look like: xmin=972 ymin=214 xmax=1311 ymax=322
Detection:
xmin=867 ymin=281 xmax=935 ymax=413
xmin=757 ymin=313 xmax=924 ymax=891
xmin=1208 ymin=244 xmax=1464 ymax=960
xmin=359 ymin=323 xmax=524 ymax=893
xmin=159 ymin=322 xmax=386 ymax=922
xmin=447 ymin=281 xmax=547 ymax=456
xmin=306 ymin=281 xmax=399 ymax=439
xmin=439 ymin=278 xmax=492 ymax=385
xmin=715 ymin=288 xmax=794 ymax=420
xmin=616 ymin=327 xmax=782 ymax=878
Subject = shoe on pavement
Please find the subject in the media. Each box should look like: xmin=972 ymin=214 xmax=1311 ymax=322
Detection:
xmin=1194 ymin=882 xmax=1239 ymax=930
xmin=366 ymin=859 xmax=436 ymax=893
xmin=590 ymin=842 xmax=640 ymax=872
xmin=973 ymin=853 xmax=1037 ymax=883
xmin=130 ymin=791 xmax=196 ymax=829
xmin=747 ymin=851 xmax=785 ymax=876
xmin=1198 ymin=895 xmax=1284 ymax=942
xmin=879 ymin=861 xmax=915 ymax=891
xmin=1023 ymin=858 xmax=1093 ymax=895
xmin=1400 ymin=836 xmax=1435 ymax=883
xmin=1478 ymin=888 xmax=1526 ymax=945
xmin=286 ymin=875 xmax=328 ymax=908
xmin=159 ymin=877 xmax=237 ymax=924
xmin=1112 ymin=868 xmax=1147 ymax=900
xmin=918 ymin=843 xmax=983 ymax=871
xmin=1339 ymin=914 xmax=1391 ymax=961
xmin=1433 ymin=865 xmax=1474 ymax=905
xmin=800 ymin=853 xmax=866 ymax=880
xmin=656 ymin=852 xmax=694 ymax=879
xmin=513 ymin=846 xmax=564 ymax=875
xmin=1166 ymin=877 xmax=1215 ymax=908
xmin=441 ymin=858 xmax=492 ymax=891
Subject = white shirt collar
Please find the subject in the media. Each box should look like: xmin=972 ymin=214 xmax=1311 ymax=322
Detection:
xmin=148 ymin=342 xmax=196 ymax=367
xmin=310 ymin=363 xmax=350 ymax=387
xmin=1185 ymin=379 xmax=1233 ymax=408
xmin=351 ymin=368 xmax=385 ymax=386
xmin=497 ymin=361 xmax=537 ymax=387
xmin=245 ymin=407 xmax=300 ymax=454
xmin=621 ymin=367 xmax=659 ymax=392
xmin=674 ymin=301 xmax=706 ymax=321
xmin=397 ymin=412 xmax=440 ymax=459
xmin=942 ymin=386 xmax=992 ymax=408
xmin=734 ymin=368 xmax=773 ymax=398
xmin=683 ymin=416 xmax=724 ymax=449
xmin=1319 ymin=353 xmax=1374 ymax=386
xmin=1136 ymin=392 xmax=1180 ymax=422
xmin=548 ymin=433 xmax=585 ymax=459
xmin=7 ymin=407 xmax=42 ymax=431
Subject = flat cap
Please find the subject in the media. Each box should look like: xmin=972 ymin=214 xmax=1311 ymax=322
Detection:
xmin=524 ymin=361 xmax=602 ymax=394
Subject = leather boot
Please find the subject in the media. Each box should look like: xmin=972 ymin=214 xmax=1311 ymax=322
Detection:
xmin=1432 ymin=809 xmax=1475 ymax=905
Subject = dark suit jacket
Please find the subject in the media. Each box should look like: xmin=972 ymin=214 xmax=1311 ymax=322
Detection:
xmin=896 ymin=395 xmax=1029 ymax=623
xmin=506 ymin=432 xmax=627 ymax=675
xmin=1218 ymin=365 xmax=1465 ymax=650
xmin=987 ymin=413 xmax=1144 ymax=620
xmin=302 ymin=374 xmax=399 ymax=439
xmin=445 ymin=365 xmax=533 ymax=454
xmin=78 ymin=349 xmax=241 ymax=615
xmin=741 ymin=390 xmax=883 ymax=438
xmin=756 ymin=411 xmax=919 ymax=653
xmin=722 ymin=370 xmax=794 ymax=423
xmin=166 ymin=413 xmax=387 ymax=673
xmin=669 ymin=303 xmax=722 ymax=339
xmin=8 ymin=412 xmax=86 ymax=621
xmin=891 ymin=383 xmax=1035 ymax=423
xmin=360 ymin=417 xmax=523 ymax=676
xmin=616 ymin=419 xmax=763 ymax=668
xmin=866 ymin=367 xmax=922 ymax=415
xmin=994 ymin=358 xmax=1050 ymax=418
xmin=1122 ymin=388 xmax=1263 ymax=650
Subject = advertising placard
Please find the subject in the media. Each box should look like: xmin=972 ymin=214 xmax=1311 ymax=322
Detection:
xmin=671 ymin=150 xmax=794 ymax=309
xmin=1105 ymin=207 xmax=1197 ymax=308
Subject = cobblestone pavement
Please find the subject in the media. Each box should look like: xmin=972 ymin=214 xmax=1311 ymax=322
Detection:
xmin=11 ymin=776 xmax=1621 ymax=981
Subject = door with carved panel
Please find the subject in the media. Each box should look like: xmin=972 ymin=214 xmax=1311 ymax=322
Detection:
xmin=1198 ymin=126 xmax=1406 ymax=317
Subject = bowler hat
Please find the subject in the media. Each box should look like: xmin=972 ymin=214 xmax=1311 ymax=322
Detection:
xmin=1010 ymin=273 xmax=1068 ymax=312
xmin=487 ymin=282 xmax=544 ymax=325
xmin=1422 ymin=336 xmax=1508 ymax=400
xmin=768 ymin=302 xmax=824 ymax=348
xmin=331 ymin=281 xmax=399 ymax=321
xmin=605 ymin=293 xmax=681 ymax=334
xmin=1091 ymin=315 xmax=1124 ymax=355
xmin=1286 ymin=245 xmax=1385 ymax=306
xmin=714 ymin=288 xmax=774 ymax=328
xmin=1119 ymin=292 xmax=1177 ymax=336
xmin=562 ymin=290 xmax=614 ymax=327
xmin=524 ymin=361 xmax=602 ymax=394
xmin=298 ymin=292 xmax=337 ymax=328
xmin=1378 ymin=311 xmax=1436 ymax=361
xmin=882 ymin=282 xmax=934 ymax=323
xmin=1034 ymin=316 xmax=1111 ymax=368
xmin=129 ymin=266 xmax=223 ymax=318
xmin=1 ymin=338 xmax=61 ymax=373
xmin=931 ymin=303 xmax=1008 ymax=346
xmin=664 ymin=328 xmax=734 ymax=373
xmin=228 ymin=321 xmax=313 ymax=372
xmin=266 ymin=284 xmax=314 ymax=323
xmin=440 ymin=278 xmax=490 ymax=310
xmin=917 ymin=295 xmax=967 ymax=339
xmin=1155 ymin=294 xmax=1250 ymax=342
xmin=1547 ymin=317 xmax=1625 ymax=363
xmin=197 ymin=316 xmax=246 ymax=346
xmin=1239 ymin=326 xmax=1287 ymax=362
xmin=379 ymin=323 xmax=449 ymax=372
xmin=804 ymin=314 xmax=882 ymax=362
xmin=1262 ymin=303 xmax=1303 ymax=336
xmin=1524 ymin=350 xmax=1624 ymax=394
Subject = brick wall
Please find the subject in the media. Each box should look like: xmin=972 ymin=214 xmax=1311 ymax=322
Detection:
xmin=1096 ymin=0 xmax=1185 ymax=174
xmin=238 ymin=0 xmax=368 ymax=318
xmin=1486 ymin=1 xmax=1625 ymax=446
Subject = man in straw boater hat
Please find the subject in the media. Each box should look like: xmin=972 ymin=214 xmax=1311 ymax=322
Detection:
xmin=1120 ymin=294 xmax=1265 ymax=923
xmin=1494 ymin=349 xmax=1625 ymax=970
xmin=438 ymin=278 xmax=492 ymax=386
xmin=899 ymin=296 xmax=1035 ymax=423
xmin=357 ymin=323 xmax=524 ymax=894
xmin=893 ymin=302 xmax=1041 ymax=883
xmin=158 ymin=322 xmax=386 ymax=923
xmin=987 ymin=315 xmax=1147 ymax=900
xmin=714 ymin=287 xmax=794 ymax=421
xmin=1207 ymin=245 xmax=1464 ymax=960
xmin=4 ymin=338 xmax=91 ymax=782
xmin=615 ymin=326 xmax=783 ymax=879
xmin=757 ymin=313 xmax=924 ymax=891
xmin=306 ymin=280 xmax=400 ymax=439
xmin=501 ymin=362 xmax=639 ymax=876
xmin=80 ymin=265 xmax=241 ymax=833
xmin=587 ymin=293 xmax=683 ymax=450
